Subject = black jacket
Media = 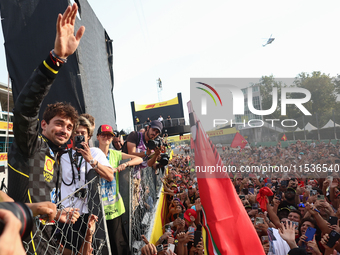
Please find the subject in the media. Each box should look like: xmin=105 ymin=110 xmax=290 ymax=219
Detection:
xmin=8 ymin=58 xmax=63 ymax=204
xmin=7 ymin=55 xmax=65 ymax=254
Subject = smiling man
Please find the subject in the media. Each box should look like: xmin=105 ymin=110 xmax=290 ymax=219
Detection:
xmin=7 ymin=4 xmax=84 ymax=254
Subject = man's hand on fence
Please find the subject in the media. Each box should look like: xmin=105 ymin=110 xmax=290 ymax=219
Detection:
xmin=116 ymin=162 xmax=129 ymax=172
xmin=56 ymin=207 xmax=80 ymax=224
xmin=26 ymin=201 xmax=57 ymax=222
xmin=86 ymin=214 xmax=98 ymax=237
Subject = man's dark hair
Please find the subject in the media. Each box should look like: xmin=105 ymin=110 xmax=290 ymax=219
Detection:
xmin=289 ymin=209 xmax=302 ymax=220
xmin=43 ymin=102 xmax=78 ymax=127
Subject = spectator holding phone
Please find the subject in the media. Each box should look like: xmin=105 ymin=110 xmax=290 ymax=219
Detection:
xmin=60 ymin=117 xmax=113 ymax=253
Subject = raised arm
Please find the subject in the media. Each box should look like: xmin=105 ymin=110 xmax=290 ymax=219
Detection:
xmin=13 ymin=3 xmax=85 ymax=157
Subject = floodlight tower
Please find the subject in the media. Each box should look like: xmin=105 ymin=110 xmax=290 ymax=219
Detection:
xmin=157 ymin=78 xmax=163 ymax=102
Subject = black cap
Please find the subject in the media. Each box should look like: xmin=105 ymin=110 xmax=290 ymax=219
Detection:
xmin=113 ymin=130 xmax=120 ymax=137
xmin=150 ymin=120 xmax=163 ymax=133
xmin=286 ymin=187 xmax=296 ymax=194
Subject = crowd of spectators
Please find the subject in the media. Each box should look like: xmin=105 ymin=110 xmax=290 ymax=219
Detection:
xmin=221 ymin=140 xmax=340 ymax=255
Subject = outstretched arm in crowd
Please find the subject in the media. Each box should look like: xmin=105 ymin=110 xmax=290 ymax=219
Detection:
xmin=278 ymin=221 xmax=298 ymax=250
xmin=305 ymin=202 xmax=330 ymax=234
xmin=266 ymin=201 xmax=281 ymax=229
xmin=78 ymin=214 xmax=98 ymax=255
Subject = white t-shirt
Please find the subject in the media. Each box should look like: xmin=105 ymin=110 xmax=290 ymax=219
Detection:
xmin=267 ymin=228 xmax=291 ymax=255
xmin=60 ymin=148 xmax=112 ymax=214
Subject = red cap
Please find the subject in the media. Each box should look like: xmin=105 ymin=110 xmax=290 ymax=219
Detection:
xmin=97 ymin=124 xmax=114 ymax=136
xmin=184 ymin=208 xmax=197 ymax=222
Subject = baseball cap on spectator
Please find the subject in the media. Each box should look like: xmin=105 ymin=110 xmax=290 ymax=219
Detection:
xmin=150 ymin=120 xmax=163 ymax=133
xmin=113 ymin=130 xmax=120 ymax=137
xmin=97 ymin=124 xmax=114 ymax=136
xmin=286 ymin=187 xmax=296 ymax=194
xmin=172 ymin=184 xmax=177 ymax=188
xmin=278 ymin=207 xmax=291 ymax=213
xmin=184 ymin=209 xmax=197 ymax=222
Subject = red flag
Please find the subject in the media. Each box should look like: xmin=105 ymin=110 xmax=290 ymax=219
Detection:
xmin=230 ymin=132 xmax=248 ymax=149
xmin=190 ymin=137 xmax=195 ymax=149
xmin=281 ymin=134 xmax=287 ymax=141
xmin=187 ymin=101 xmax=264 ymax=255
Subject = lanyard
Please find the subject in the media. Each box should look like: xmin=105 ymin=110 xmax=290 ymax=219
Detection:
xmin=74 ymin=156 xmax=83 ymax=180
xmin=62 ymin=150 xmax=87 ymax=186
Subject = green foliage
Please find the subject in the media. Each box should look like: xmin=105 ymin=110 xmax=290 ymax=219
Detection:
xmin=256 ymin=72 xmax=338 ymax=128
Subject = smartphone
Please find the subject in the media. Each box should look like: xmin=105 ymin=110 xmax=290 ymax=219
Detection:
xmin=165 ymin=225 xmax=171 ymax=233
xmin=249 ymin=188 xmax=254 ymax=194
xmin=261 ymin=236 xmax=269 ymax=244
xmin=239 ymin=195 xmax=245 ymax=200
xmin=306 ymin=185 xmax=312 ymax=191
xmin=156 ymin=244 xmax=163 ymax=252
xmin=328 ymin=216 xmax=338 ymax=226
xmin=305 ymin=227 xmax=316 ymax=242
xmin=179 ymin=213 xmax=184 ymax=220
xmin=185 ymin=189 xmax=188 ymax=193
xmin=267 ymin=179 xmax=272 ymax=184
xmin=242 ymin=188 xmax=248 ymax=195
xmin=281 ymin=180 xmax=288 ymax=187
xmin=291 ymin=221 xmax=299 ymax=228
xmin=327 ymin=176 xmax=334 ymax=183
xmin=310 ymin=190 xmax=317 ymax=196
xmin=167 ymin=243 xmax=175 ymax=252
xmin=326 ymin=230 xmax=340 ymax=248
xmin=194 ymin=230 xmax=202 ymax=247
xmin=276 ymin=191 xmax=282 ymax=200
xmin=255 ymin=217 xmax=264 ymax=225
xmin=188 ymin=226 xmax=195 ymax=235
xmin=252 ymin=203 xmax=259 ymax=210
xmin=317 ymin=195 xmax=325 ymax=200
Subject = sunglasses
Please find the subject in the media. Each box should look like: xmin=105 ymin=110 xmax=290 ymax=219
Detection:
xmin=298 ymin=203 xmax=305 ymax=208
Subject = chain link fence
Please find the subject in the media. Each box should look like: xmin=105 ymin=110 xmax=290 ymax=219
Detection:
xmin=129 ymin=165 xmax=165 ymax=254
xmin=23 ymin=169 xmax=111 ymax=255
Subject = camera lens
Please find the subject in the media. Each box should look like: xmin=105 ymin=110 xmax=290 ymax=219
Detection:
xmin=0 ymin=202 xmax=34 ymax=239
xmin=147 ymin=140 xmax=156 ymax=150
xmin=159 ymin=153 xmax=169 ymax=166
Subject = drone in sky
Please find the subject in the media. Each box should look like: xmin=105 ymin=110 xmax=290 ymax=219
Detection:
xmin=262 ymin=34 xmax=275 ymax=47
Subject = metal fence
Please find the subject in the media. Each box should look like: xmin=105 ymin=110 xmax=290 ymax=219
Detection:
xmin=129 ymin=165 xmax=165 ymax=254
xmin=24 ymin=170 xmax=111 ymax=255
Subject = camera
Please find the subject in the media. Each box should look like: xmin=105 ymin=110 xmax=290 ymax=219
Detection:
xmin=74 ymin=135 xmax=85 ymax=156
xmin=75 ymin=188 xmax=87 ymax=199
xmin=159 ymin=153 xmax=170 ymax=166
xmin=0 ymin=202 xmax=34 ymax=239
xmin=147 ymin=137 xmax=163 ymax=150
xmin=156 ymin=244 xmax=163 ymax=252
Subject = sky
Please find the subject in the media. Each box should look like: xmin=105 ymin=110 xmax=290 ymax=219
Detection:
xmin=1 ymin=0 xmax=340 ymax=132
